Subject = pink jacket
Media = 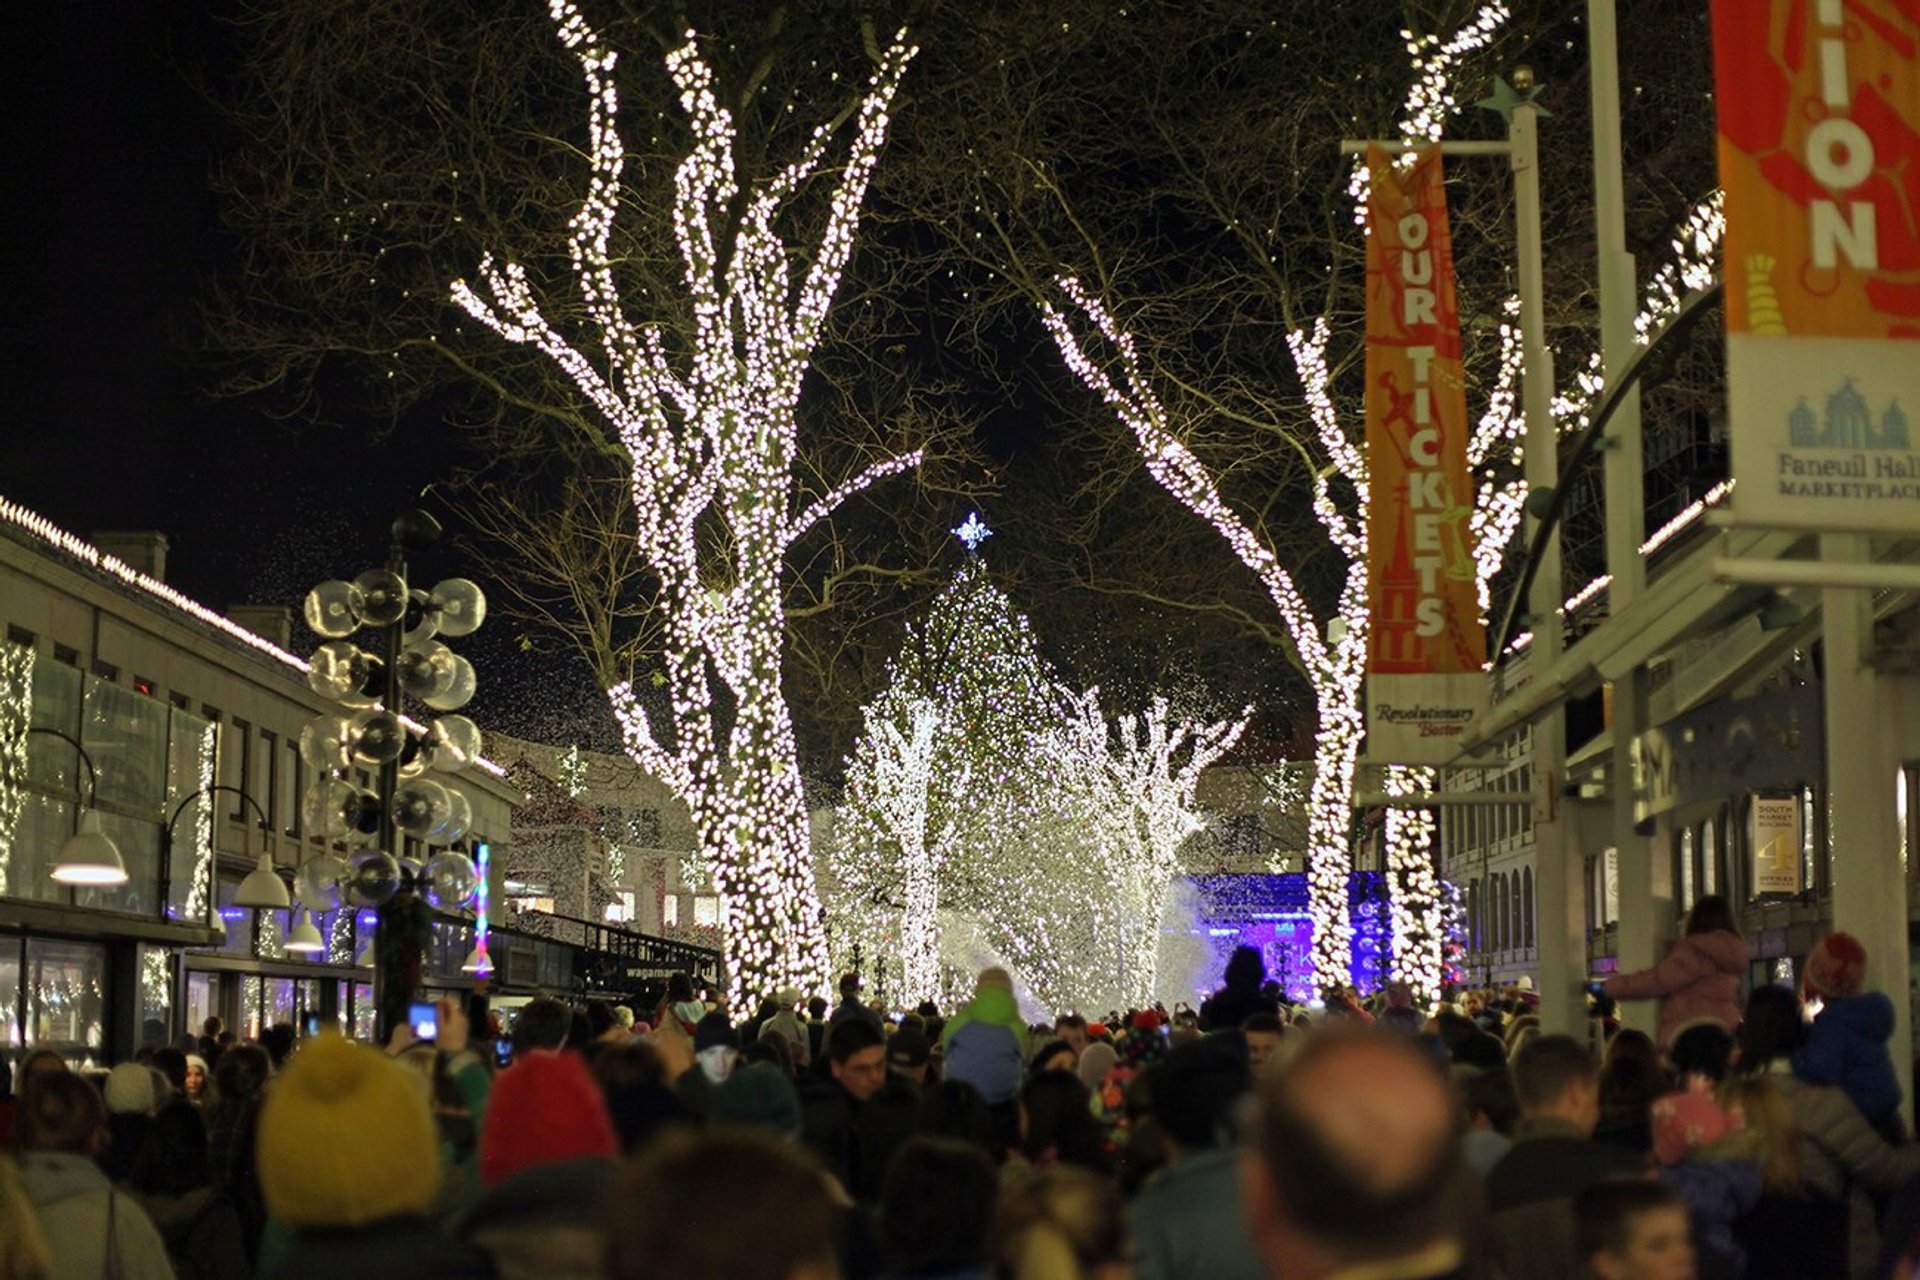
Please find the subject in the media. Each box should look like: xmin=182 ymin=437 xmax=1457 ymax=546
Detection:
xmin=1606 ymin=929 xmax=1748 ymax=1049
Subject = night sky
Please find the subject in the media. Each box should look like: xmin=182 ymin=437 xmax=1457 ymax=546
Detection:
xmin=2 ymin=2 xmax=601 ymax=740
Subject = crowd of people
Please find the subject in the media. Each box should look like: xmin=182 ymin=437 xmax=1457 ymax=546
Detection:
xmin=1 ymin=896 xmax=1917 ymax=1280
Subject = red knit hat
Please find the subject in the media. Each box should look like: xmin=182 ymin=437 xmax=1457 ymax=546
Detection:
xmin=1805 ymin=931 xmax=1868 ymax=1000
xmin=479 ymin=1050 xmax=618 ymax=1187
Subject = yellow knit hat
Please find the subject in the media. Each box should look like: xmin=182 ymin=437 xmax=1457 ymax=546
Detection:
xmin=256 ymin=1032 xmax=443 ymax=1228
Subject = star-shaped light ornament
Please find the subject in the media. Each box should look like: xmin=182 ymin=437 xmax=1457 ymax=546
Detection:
xmin=1475 ymin=73 xmax=1550 ymax=124
xmin=952 ymin=512 xmax=993 ymax=553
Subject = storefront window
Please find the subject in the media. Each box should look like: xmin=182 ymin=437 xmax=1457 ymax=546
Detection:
xmin=186 ymin=971 xmax=217 ymax=1041
xmin=25 ymin=938 xmax=105 ymax=1067
xmin=353 ymin=982 xmax=375 ymax=1041
xmin=27 ymin=654 xmax=81 ymax=794
xmin=75 ymin=809 xmax=160 ymax=915
xmin=215 ymin=877 xmax=255 ymax=955
xmin=242 ymin=976 xmax=263 ymax=1040
xmin=267 ymin=978 xmax=297 ymax=1032
xmin=5 ymin=791 xmax=75 ymax=904
xmin=138 ymin=945 xmax=173 ymax=1048
xmin=0 ymin=937 xmax=21 ymax=1059
xmin=81 ymin=675 xmax=168 ymax=817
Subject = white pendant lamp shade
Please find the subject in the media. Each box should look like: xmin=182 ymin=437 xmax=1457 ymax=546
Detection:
xmin=235 ymin=853 xmax=290 ymax=910
xmin=283 ymin=908 xmax=325 ymax=954
xmin=50 ymin=810 xmax=128 ymax=886
xmin=460 ymin=946 xmax=490 ymax=975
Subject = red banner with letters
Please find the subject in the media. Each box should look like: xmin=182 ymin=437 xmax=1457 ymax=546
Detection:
xmin=1364 ymin=145 xmax=1485 ymax=763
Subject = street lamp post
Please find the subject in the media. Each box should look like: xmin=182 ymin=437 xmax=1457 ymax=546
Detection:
xmin=297 ymin=509 xmax=489 ymax=1042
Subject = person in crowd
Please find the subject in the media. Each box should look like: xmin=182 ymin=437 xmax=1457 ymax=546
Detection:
xmin=805 ymin=995 xmax=831 ymax=1066
xmin=102 ymin=1061 xmax=161 ymax=1183
xmin=16 ymin=1069 xmax=176 ymax=1280
xmin=1574 ymin=1179 xmax=1697 ymax=1280
xmin=655 ymin=973 xmax=707 ymax=1037
xmin=1646 ymin=1024 xmax=1756 ymax=1280
xmin=1 ymin=1150 xmax=54 ymax=1280
xmin=1596 ymin=1034 xmax=1670 ymax=1157
xmin=149 ymin=1048 xmax=187 ymax=1101
xmin=1484 ymin=1034 xmax=1646 ymax=1278
xmin=123 ymin=1099 xmax=249 ymax=1280
xmin=1458 ymin=1065 xmax=1521 ymax=1177
xmin=1241 ymin=1013 xmax=1285 ymax=1072
xmin=204 ymin=1043 xmax=270 ymax=1264
xmin=255 ymin=1033 xmax=492 ymax=1279
xmin=692 ymin=1010 xmax=740 ymax=1087
xmin=1241 ymin=1027 xmax=1473 ymax=1280
xmin=916 ymin=1078 xmax=1000 ymax=1164
xmin=761 ymin=988 xmax=811 ymax=1069
xmin=1792 ymin=929 xmax=1906 ymax=1142
xmin=1730 ymin=982 xmax=1920 ymax=1277
xmin=887 ymin=1025 xmax=933 ymax=1087
xmin=800 ymin=1017 xmax=917 ymax=1203
xmin=197 ymin=1018 xmax=223 ymax=1059
xmin=1029 ymin=1039 xmax=1078 ymax=1078
xmin=591 ymin=1039 xmax=691 ymax=1154
xmin=1199 ymin=946 xmax=1279 ymax=1032
xmin=1605 ymin=895 xmax=1747 ymax=1051
xmin=1053 ymin=1015 xmax=1090 ymax=1059
xmin=183 ymin=1055 xmax=208 ymax=1105
xmin=457 ymin=1048 xmax=619 ymax=1280
xmin=1378 ymin=981 xmax=1422 ymax=1033
xmin=943 ymin=969 xmax=1028 ymax=1110
xmin=604 ymin=1130 xmax=840 ymax=1280
xmin=513 ymin=995 xmax=573 ymax=1054
xmin=1015 ymin=1071 xmax=1112 ymax=1177
xmin=712 ymin=1061 xmax=805 ymax=1141
xmin=879 ymin=1137 xmax=999 ymax=1280
xmin=258 ymin=1025 xmax=296 ymax=1071
xmin=829 ymin=972 xmax=884 ymax=1034
xmin=1129 ymin=1037 xmax=1261 ymax=1280
xmin=995 ymin=1166 xmax=1129 ymax=1280
xmin=610 ymin=1005 xmax=636 ymax=1038
xmin=1076 ymin=1041 xmax=1119 ymax=1096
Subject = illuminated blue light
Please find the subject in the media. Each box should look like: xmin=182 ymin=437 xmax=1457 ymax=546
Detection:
xmin=951 ymin=512 xmax=993 ymax=552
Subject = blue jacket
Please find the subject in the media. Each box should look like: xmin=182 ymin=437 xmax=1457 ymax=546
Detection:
xmin=1793 ymin=991 xmax=1903 ymax=1122
xmin=942 ymin=1019 xmax=1023 ymax=1106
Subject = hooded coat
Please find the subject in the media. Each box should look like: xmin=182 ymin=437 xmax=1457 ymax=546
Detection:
xmin=17 ymin=1150 xmax=178 ymax=1280
xmin=1605 ymin=929 xmax=1748 ymax=1049
xmin=942 ymin=984 xmax=1028 ymax=1107
xmin=1792 ymin=990 xmax=1902 ymax=1123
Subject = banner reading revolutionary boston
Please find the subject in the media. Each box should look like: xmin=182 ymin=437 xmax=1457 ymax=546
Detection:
xmin=1712 ymin=0 xmax=1920 ymax=529
xmin=1363 ymin=146 xmax=1485 ymax=764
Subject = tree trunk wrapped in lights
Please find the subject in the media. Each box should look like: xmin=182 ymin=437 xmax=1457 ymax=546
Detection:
xmin=453 ymin=0 xmax=918 ymax=1003
xmin=1055 ymin=689 xmax=1250 ymax=1009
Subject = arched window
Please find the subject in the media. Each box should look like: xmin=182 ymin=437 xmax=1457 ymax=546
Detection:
xmin=1509 ymin=871 xmax=1522 ymax=953
xmin=1522 ymin=866 xmax=1535 ymax=950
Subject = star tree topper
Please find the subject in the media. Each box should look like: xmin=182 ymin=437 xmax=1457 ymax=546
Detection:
xmin=952 ymin=513 xmax=993 ymax=553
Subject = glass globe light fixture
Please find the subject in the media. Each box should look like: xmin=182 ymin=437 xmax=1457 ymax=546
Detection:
xmin=298 ymin=714 xmax=354 ymax=772
xmin=424 ymin=655 xmax=476 ymax=711
xmin=396 ymin=641 xmax=456 ymax=701
xmin=294 ymin=853 xmax=348 ymax=910
xmin=401 ymin=589 xmax=440 ymax=646
xmin=430 ymin=578 xmax=487 ymax=637
xmin=424 ymin=850 xmax=479 ymax=909
xmin=347 ymin=709 xmax=408 ymax=765
xmin=391 ymin=778 xmax=451 ymax=840
xmin=306 ymin=642 xmax=370 ymax=701
xmin=431 ymin=785 xmax=473 ymax=845
xmin=427 ymin=715 xmax=482 ymax=771
xmin=302 ymin=579 xmax=365 ymax=639
xmin=352 ymin=569 xmax=409 ymax=626
xmin=301 ymin=777 xmax=359 ymax=839
xmin=344 ymin=849 xmax=402 ymax=907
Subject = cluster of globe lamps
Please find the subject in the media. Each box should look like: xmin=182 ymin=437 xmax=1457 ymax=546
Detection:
xmin=247 ymin=558 xmax=488 ymax=957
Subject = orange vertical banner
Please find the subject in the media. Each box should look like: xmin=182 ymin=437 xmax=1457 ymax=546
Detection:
xmin=1713 ymin=0 xmax=1920 ymax=530
xmin=1364 ymin=145 xmax=1485 ymax=763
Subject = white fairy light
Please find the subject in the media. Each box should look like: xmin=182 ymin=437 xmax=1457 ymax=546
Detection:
xmin=456 ymin=1 xmax=918 ymax=1005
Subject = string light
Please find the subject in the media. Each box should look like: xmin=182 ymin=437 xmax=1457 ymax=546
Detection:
xmin=0 ymin=644 xmax=31 ymax=898
xmin=455 ymin=0 xmax=919 ymax=1005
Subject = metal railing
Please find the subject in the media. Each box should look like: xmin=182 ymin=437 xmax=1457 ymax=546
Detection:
xmin=508 ymin=908 xmax=722 ymax=988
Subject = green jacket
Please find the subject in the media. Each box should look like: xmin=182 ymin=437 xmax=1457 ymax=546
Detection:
xmin=941 ymin=985 xmax=1029 ymax=1058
